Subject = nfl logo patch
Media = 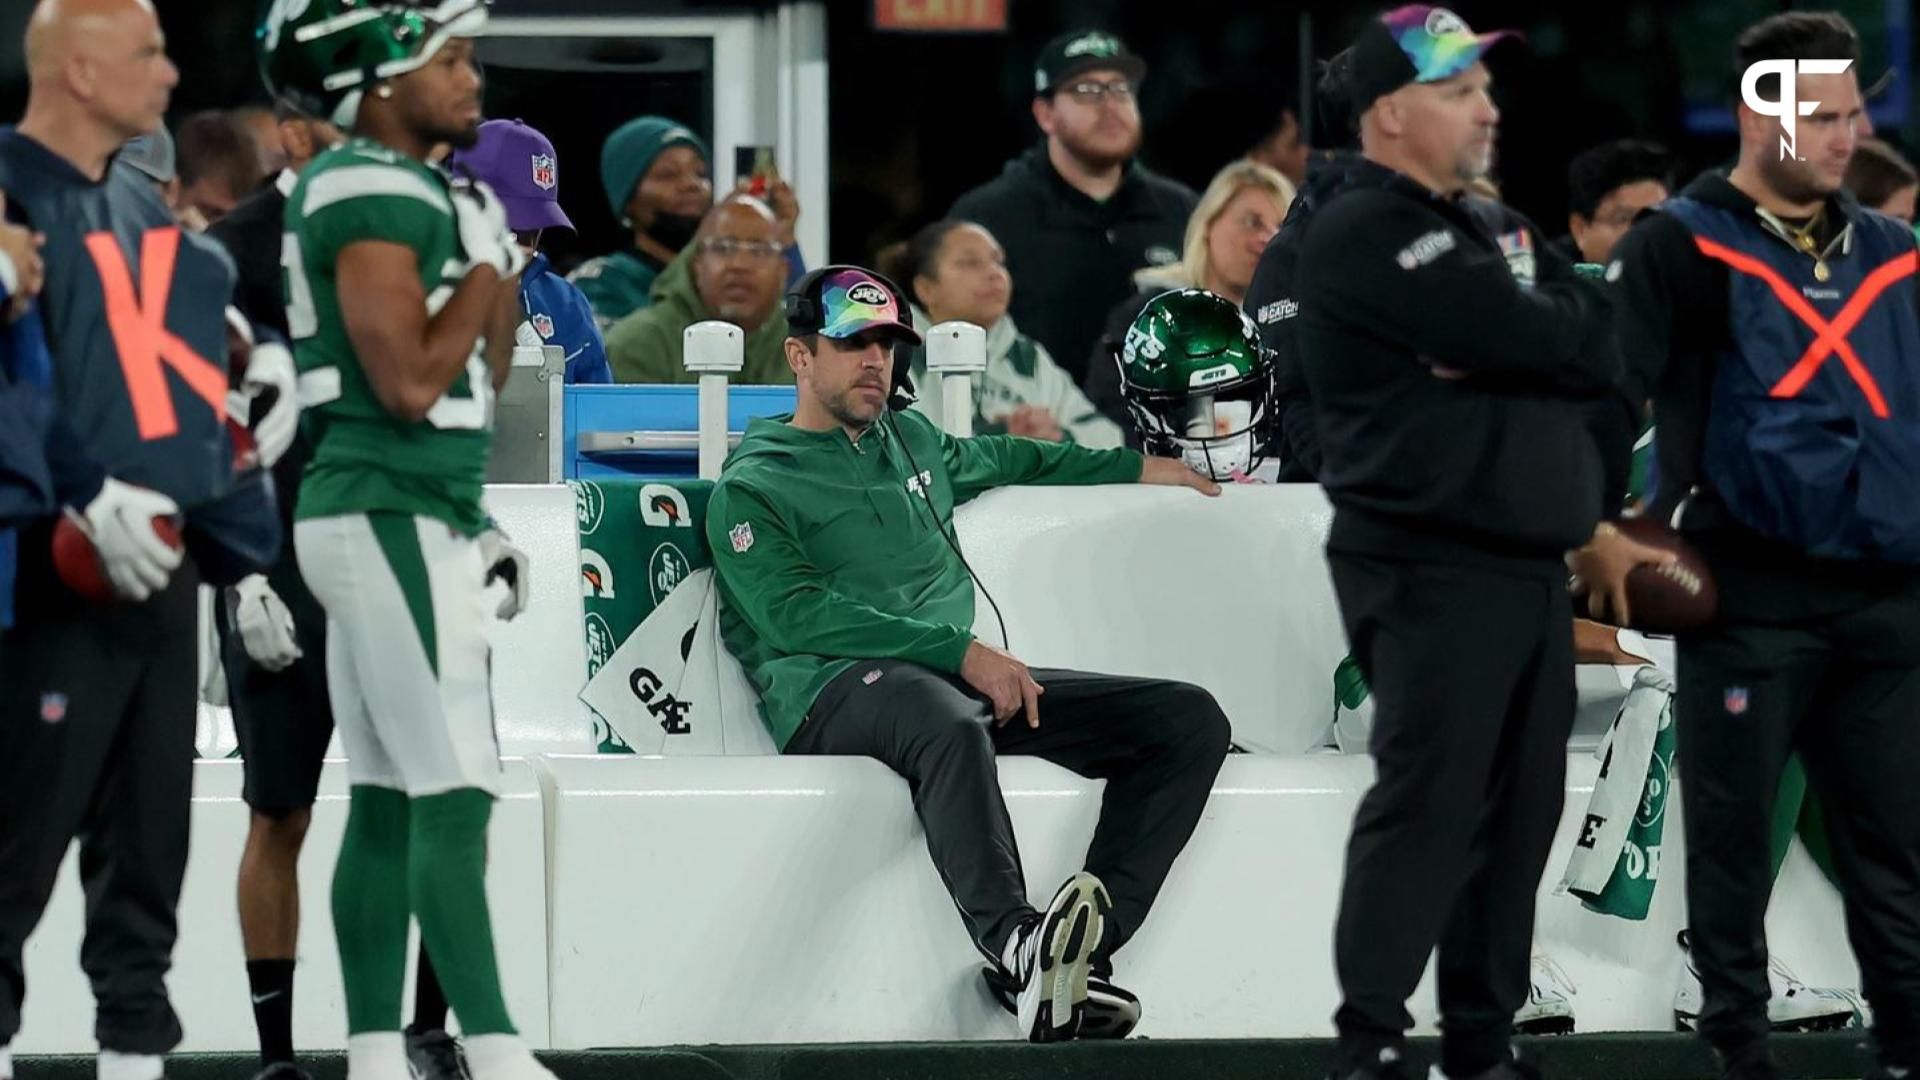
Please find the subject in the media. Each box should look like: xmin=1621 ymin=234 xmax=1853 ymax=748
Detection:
xmin=862 ymin=668 xmax=884 ymax=686
xmin=531 ymin=312 xmax=555 ymax=339
xmin=1724 ymin=687 xmax=1749 ymax=716
xmin=729 ymin=522 xmax=754 ymax=553
xmin=39 ymin=692 xmax=67 ymax=724
xmin=530 ymin=153 xmax=556 ymax=191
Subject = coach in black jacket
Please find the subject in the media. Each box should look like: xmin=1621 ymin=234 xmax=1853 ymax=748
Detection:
xmin=1293 ymin=10 xmax=1653 ymax=1080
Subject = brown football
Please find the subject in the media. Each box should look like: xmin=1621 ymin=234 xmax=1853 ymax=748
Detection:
xmin=1613 ymin=516 xmax=1718 ymax=633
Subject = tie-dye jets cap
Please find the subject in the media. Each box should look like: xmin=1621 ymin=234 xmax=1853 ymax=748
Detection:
xmin=1345 ymin=6 xmax=1521 ymax=112
xmin=787 ymin=267 xmax=923 ymax=345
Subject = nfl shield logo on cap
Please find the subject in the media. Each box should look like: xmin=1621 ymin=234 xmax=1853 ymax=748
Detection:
xmin=530 ymin=152 xmax=556 ymax=190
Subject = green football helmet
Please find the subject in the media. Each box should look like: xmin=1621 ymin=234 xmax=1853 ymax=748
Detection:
xmin=1116 ymin=288 xmax=1274 ymax=480
xmin=258 ymin=0 xmax=488 ymax=128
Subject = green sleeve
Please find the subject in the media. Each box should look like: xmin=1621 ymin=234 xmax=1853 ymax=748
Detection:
xmin=604 ymin=312 xmax=673 ymax=384
xmin=938 ymin=425 xmax=1143 ymax=503
xmin=707 ymin=480 xmax=974 ymax=672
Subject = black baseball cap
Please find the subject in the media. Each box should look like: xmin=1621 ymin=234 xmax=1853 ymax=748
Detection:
xmin=1034 ymin=30 xmax=1147 ymax=97
xmin=1344 ymin=5 xmax=1522 ymax=114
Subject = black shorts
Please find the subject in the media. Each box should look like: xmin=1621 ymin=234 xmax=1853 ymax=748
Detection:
xmin=215 ymin=557 xmax=333 ymax=818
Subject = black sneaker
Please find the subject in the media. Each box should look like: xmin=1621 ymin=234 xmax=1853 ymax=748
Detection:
xmin=404 ymin=1025 xmax=472 ymax=1080
xmin=1329 ymin=1045 xmax=1416 ymax=1080
xmin=998 ymin=872 xmax=1106 ymax=1043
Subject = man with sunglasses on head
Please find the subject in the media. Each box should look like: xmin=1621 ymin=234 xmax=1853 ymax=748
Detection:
xmin=708 ymin=264 xmax=1228 ymax=1044
xmin=603 ymin=192 xmax=791 ymax=383
xmin=950 ymin=30 xmax=1195 ymax=385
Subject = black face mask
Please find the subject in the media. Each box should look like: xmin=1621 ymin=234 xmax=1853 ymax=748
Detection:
xmin=644 ymin=211 xmax=703 ymax=253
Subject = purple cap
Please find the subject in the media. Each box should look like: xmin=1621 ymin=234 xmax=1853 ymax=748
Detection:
xmin=448 ymin=118 xmax=574 ymax=233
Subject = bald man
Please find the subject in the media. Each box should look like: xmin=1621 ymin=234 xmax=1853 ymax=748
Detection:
xmin=603 ymin=194 xmax=796 ymax=383
xmin=0 ymin=3 xmax=293 ymax=1079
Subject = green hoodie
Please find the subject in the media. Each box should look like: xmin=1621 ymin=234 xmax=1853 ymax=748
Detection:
xmin=706 ymin=407 xmax=1143 ymax=749
xmin=602 ymin=248 xmax=795 ymax=384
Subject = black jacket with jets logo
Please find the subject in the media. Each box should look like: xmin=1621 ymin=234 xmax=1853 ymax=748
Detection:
xmin=1247 ymin=151 xmax=1554 ymax=483
xmin=1291 ymin=158 xmax=1635 ymax=572
xmin=950 ymin=144 xmax=1195 ymax=386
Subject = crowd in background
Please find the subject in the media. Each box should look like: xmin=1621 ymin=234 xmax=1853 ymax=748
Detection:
xmin=117 ymin=26 xmax=1920 ymax=454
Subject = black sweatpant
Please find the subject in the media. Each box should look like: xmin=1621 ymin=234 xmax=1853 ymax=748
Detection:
xmin=788 ymin=661 xmax=1230 ymax=963
xmin=1328 ymin=552 xmax=1574 ymax=1077
xmin=1678 ymin=586 xmax=1920 ymax=1073
xmin=0 ymin=557 xmax=201 ymax=1054
xmin=214 ymin=550 xmax=333 ymax=818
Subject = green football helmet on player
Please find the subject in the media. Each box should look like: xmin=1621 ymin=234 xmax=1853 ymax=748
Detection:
xmin=1116 ymin=288 xmax=1274 ymax=480
xmin=258 ymin=0 xmax=488 ymax=127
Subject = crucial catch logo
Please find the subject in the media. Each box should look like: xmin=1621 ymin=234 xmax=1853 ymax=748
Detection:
xmin=1396 ymin=229 xmax=1457 ymax=270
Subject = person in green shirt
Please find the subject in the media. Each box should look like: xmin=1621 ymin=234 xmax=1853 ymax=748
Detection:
xmin=603 ymin=195 xmax=793 ymax=384
xmin=707 ymin=264 xmax=1229 ymax=1045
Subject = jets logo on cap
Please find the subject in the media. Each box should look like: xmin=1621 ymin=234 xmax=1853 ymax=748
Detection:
xmin=531 ymin=153 xmax=556 ymax=190
xmin=847 ymin=282 xmax=890 ymax=307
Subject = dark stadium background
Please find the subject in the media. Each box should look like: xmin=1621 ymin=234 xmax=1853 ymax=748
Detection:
xmin=0 ymin=0 xmax=1910 ymax=270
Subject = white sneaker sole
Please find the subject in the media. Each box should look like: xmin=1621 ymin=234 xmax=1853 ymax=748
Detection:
xmin=1021 ymin=871 xmax=1108 ymax=1043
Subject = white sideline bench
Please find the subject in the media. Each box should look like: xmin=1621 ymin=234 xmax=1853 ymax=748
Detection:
xmin=17 ymin=753 xmax=1858 ymax=1052
xmin=19 ymin=484 xmax=1860 ymax=1052
xmin=14 ymin=760 xmax=550 ymax=1055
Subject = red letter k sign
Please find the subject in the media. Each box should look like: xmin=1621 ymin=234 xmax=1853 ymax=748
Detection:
xmin=84 ymin=228 xmax=228 ymax=440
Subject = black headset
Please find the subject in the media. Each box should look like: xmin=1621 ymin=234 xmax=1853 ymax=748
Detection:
xmin=784 ymin=264 xmax=918 ymax=409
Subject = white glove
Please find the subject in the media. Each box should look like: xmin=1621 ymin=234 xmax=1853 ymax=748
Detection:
xmin=450 ymin=179 xmax=527 ymax=280
xmin=478 ymin=525 xmax=529 ymax=621
xmin=75 ymin=477 xmax=184 ymax=601
xmin=229 ymin=573 xmax=302 ymax=672
xmin=233 ymin=340 xmax=299 ymax=468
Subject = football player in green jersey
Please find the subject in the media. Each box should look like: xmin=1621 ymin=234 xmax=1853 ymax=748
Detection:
xmin=260 ymin=4 xmax=543 ymax=1080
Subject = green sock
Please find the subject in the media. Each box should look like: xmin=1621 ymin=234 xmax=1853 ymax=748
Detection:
xmin=410 ymin=789 xmax=515 ymax=1036
xmin=333 ymin=785 xmax=412 ymax=1035
xmin=1767 ymin=756 xmax=1811 ymax=880
xmin=1795 ymin=788 xmax=1843 ymax=891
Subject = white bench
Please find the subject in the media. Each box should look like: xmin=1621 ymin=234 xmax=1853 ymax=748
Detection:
xmin=15 ymin=760 xmax=550 ymax=1054
xmin=18 ymin=483 xmax=1863 ymax=1052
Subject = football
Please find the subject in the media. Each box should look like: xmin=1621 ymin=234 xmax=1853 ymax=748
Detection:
xmin=1614 ymin=516 xmax=1718 ymax=634
xmin=52 ymin=514 xmax=185 ymax=603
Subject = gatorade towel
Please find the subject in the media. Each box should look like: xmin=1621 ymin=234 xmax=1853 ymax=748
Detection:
xmin=1561 ymin=666 xmax=1675 ymax=919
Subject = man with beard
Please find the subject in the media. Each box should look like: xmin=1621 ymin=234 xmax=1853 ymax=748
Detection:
xmin=572 ymin=116 xmax=803 ymax=329
xmin=709 ymin=264 xmax=1227 ymax=1043
xmin=1288 ymin=8 xmax=1652 ymax=1078
xmin=261 ymin=2 xmax=546 ymax=1079
xmin=949 ymin=30 xmax=1195 ymax=385
xmin=1581 ymin=12 xmax=1920 ymax=1080
xmin=603 ymin=194 xmax=793 ymax=383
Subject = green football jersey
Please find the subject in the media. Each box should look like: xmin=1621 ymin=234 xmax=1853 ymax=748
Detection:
xmin=284 ymin=137 xmax=493 ymax=535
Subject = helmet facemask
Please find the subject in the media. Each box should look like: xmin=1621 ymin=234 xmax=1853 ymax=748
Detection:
xmin=1124 ymin=375 xmax=1271 ymax=481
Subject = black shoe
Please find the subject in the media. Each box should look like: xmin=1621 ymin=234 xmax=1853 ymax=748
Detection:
xmin=1329 ymin=1046 xmax=1416 ymax=1080
xmin=404 ymin=1025 xmax=472 ymax=1080
xmin=248 ymin=1066 xmax=313 ymax=1080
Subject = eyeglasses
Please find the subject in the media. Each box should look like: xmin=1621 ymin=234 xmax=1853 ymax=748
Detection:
xmin=699 ymin=237 xmax=784 ymax=261
xmin=1063 ymin=80 xmax=1135 ymax=104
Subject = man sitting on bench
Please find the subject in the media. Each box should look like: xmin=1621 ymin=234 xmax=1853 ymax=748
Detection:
xmin=707 ymin=263 xmax=1231 ymax=1043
